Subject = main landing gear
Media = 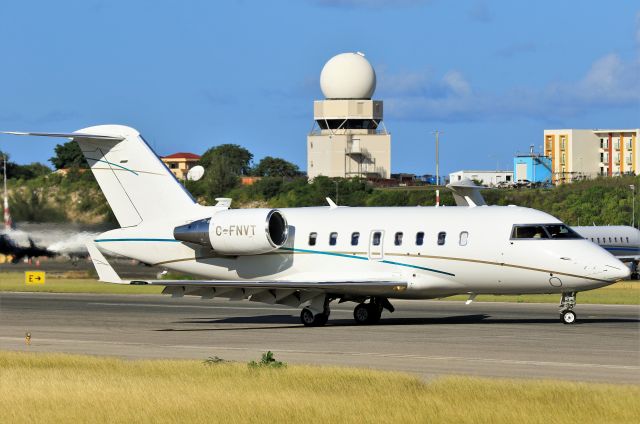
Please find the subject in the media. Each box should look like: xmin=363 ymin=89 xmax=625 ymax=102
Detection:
xmin=559 ymin=292 xmax=577 ymax=324
xmin=299 ymin=296 xmax=395 ymax=326
xmin=300 ymin=307 xmax=329 ymax=327
xmin=353 ymin=297 xmax=394 ymax=325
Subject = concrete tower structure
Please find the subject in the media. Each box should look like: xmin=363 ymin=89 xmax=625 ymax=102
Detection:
xmin=307 ymin=52 xmax=391 ymax=179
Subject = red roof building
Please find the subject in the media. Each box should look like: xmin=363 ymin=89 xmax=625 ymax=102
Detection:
xmin=161 ymin=152 xmax=201 ymax=180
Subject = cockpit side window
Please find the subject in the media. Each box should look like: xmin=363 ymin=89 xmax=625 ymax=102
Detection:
xmin=511 ymin=224 xmax=582 ymax=240
xmin=544 ymin=224 xmax=582 ymax=239
xmin=511 ymin=225 xmax=548 ymax=239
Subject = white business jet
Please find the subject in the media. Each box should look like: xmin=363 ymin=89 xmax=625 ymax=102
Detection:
xmin=3 ymin=126 xmax=630 ymax=325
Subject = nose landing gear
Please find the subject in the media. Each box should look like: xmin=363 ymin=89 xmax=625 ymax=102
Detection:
xmin=559 ymin=292 xmax=577 ymax=324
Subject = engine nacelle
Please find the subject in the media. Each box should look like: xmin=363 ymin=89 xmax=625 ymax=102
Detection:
xmin=173 ymin=209 xmax=288 ymax=255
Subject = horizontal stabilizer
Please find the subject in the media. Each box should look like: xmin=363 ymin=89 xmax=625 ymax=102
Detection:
xmin=2 ymin=131 xmax=124 ymax=141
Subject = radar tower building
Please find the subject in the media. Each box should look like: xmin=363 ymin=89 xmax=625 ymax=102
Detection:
xmin=307 ymin=52 xmax=391 ymax=179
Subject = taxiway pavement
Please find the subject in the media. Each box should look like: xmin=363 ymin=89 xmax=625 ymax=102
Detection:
xmin=1 ymin=292 xmax=638 ymax=383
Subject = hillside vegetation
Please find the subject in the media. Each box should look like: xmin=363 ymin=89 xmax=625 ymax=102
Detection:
xmin=6 ymin=172 xmax=639 ymax=227
xmin=4 ymin=141 xmax=638 ymax=226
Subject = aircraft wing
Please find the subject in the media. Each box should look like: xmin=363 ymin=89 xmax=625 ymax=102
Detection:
xmin=143 ymin=279 xmax=406 ymax=295
xmin=150 ymin=279 xmax=407 ymax=307
xmin=87 ymin=242 xmax=406 ymax=306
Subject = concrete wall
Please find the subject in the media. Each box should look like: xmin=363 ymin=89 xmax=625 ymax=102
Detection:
xmin=307 ymin=133 xmax=391 ymax=179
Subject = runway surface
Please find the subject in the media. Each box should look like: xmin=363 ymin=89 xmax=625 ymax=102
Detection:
xmin=1 ymin=292 xmax=638 ymax=383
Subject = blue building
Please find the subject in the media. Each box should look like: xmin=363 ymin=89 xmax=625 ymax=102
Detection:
xmin=513 ymin=155 xmax=552 ymax=183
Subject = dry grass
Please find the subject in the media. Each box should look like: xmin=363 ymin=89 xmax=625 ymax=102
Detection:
xmin=0 ymin=351 xmax=638 ymax=424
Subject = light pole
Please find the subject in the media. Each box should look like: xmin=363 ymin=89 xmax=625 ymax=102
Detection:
xmin=631 ymin=184 xmax=636 ymax=228
xmin=432 ymin=130 xmax=444 ymax=185
xmin=334 ymin=180 xmax=339 ymax=205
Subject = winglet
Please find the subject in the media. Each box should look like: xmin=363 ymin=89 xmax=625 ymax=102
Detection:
xmin=326 ymin=197 xmax=338 ymax=209
xmin=86 ymin=242 xmax=126 ymax=284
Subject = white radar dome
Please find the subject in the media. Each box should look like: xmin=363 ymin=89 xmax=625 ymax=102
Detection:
xmin=320 ymin=52 xmax=376 ymax=100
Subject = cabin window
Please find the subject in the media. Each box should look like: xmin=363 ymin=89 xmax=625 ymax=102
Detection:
xmin=416 ymin=232 xmax=424 ymax=246
xmin=609 ymin=237 xmax=612 ymax=243
xmin=351 ymin=232 xmax=360 ymax=246
xmin=459 ymin=231 xmax=469 ymax=246
xmin=614 ymin=237 xmax=618 ymax=243
xmin=329 ymin=232 xmax=338 ymax=246
xmin=372 ymin=231 xmax=381 ymax=246
xmin=627 ymin=237 xmax=630 ymax=243
xmin=437 ymin=232 xmax=446 ymax=246
xmin=597 ymin=237 xmax=600 ymax=244
xmin=308 ymin=232 xmax=317 ymax=246
xmin=394 ymin=232 xmax=403 ymax=246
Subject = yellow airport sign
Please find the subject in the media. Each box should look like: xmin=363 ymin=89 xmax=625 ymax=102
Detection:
xmin=25 ymin=271 xmax=45 ymax=285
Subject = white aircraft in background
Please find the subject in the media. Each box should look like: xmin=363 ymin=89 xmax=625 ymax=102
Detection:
xmin=3 ymin=126 xmax=629 ymax=326
xmin=448 ymin=179 xmax=640 ymax=278
xmin=572 ymin=226 xmax=639 ymax=277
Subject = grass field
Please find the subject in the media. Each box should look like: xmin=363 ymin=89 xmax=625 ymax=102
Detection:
xmin=0 ymin=272 xmax=163 ymax=294
xmin=443 ymin=281 xmax=640 ymax=305
xmin=0 ymin=272 xmax=638 ymax=304
xmin=0 ymin=351 xmax=638 ymax=424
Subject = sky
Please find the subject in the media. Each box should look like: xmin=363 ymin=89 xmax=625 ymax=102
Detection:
xmin=0 ymin=0 xmax=638 ymax=176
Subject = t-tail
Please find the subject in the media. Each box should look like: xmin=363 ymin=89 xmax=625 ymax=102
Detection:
xmin=2 ymin=125 xmax=199 ymax=227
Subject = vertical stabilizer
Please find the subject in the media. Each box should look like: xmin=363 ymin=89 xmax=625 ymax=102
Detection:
xmin=74 ymin=125 xmax=197 ymax=227
xmin=2 ymin=125 xmax=198 ymax=227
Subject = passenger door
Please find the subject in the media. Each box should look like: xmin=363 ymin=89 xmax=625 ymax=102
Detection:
xmin=369 ymin=230 xmax=385 ymax=260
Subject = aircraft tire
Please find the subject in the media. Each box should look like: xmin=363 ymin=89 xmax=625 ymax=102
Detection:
xmin=353 ymin=303 xmax=381 ymax=325
xmin=560 ymin=310 xmax=576 ymax=325
xmin=366 ymin=303 xmax=382 ymax=324
xmin=300 ymin=308 xmax=328 ymax=327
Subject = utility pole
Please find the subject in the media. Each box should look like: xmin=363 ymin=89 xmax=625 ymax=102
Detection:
xmin=3 ymin=154 xmax=11 ymax=231
xmin=432 ymin=130 xmax=444 ymax=185
xmin=631 ymin=184 xmax=636 ymax=228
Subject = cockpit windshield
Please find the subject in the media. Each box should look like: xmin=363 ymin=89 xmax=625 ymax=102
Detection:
xmin=511 ymin=224 xmax=582 ymax=240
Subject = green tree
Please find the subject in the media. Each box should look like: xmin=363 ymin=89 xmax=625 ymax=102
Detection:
xmin=195 ymin=144 xmax=254 ymax=202
xmin=50 ymin=141 xmax=87 ymax=170
xmin=202 ymin=160 xmax=239 ymax=199
xmin=253 ymin=156 xmax=302 ymax=177
xmin=199 ymin=144 xmax=253 ymax=176
xmin=0 ymin=150 xmax=51 ymax=180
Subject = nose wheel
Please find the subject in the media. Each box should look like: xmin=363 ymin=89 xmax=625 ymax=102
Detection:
xmin=559 ymin=292 xmax=577 ymax=324
xmin=560 ymin=309 xmax=576 ymax=324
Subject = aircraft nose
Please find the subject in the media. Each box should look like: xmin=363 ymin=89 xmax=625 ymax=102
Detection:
xmin=598 ymin=261 xmax=631 ymax=281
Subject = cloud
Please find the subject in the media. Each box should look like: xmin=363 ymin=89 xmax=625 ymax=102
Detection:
xmin=496 ymin=42 xmax=537 ymax=58
xmin=468 ymin=1 xmax=492 ymax=23
xmin=314 ymin=0 xmax=427 ymax=9
xmin=379 ymin=53 xmax=640 ymax=122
